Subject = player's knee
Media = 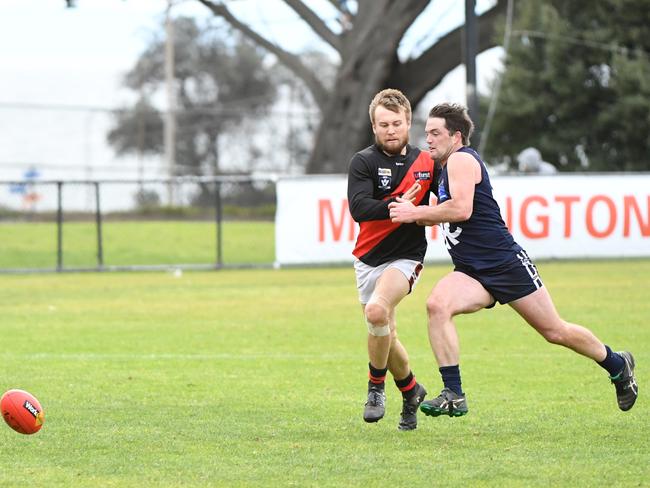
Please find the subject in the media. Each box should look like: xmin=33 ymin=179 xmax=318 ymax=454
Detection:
xmin=365 ymin=301 xmax=388 ymax=328
xmin=426 ymin=295 xmax=449 ymax=321
xmin=539 ymin=325 xmax=566 ymax=345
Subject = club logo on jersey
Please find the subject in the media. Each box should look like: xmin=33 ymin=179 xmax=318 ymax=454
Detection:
xmin=437 ymin=178 xmax=449 ymax=202
xmin=378 ymin=168 xmax=392 ymax=189
xmin=413 ymin=171 xmax=431 ymax=181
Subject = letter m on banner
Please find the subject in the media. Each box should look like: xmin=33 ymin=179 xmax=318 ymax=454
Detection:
xmin=318 ymin=199 xmax=356 ymax=242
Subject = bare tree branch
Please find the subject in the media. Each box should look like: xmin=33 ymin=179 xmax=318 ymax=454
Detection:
xmin=339 ymin=0 xmax=427 ymax=76
xmin=194 ymin=0 xmax=510 ymax=173
xmin=197 ymin=0 xmax=329 ymax=109
xmin=326 ymin=0 xmax=355 ymax=17
xmin=325 ymin=0 xmax=342 ymax=12
xmin=390 ymin=0 xmax=508 ymax=106
xmin=283 ymin=0 xmax=341 ymax=53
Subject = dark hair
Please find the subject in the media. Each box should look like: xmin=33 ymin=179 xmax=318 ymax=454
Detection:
xmin=428 ymin=103 xmax=474 ymax=145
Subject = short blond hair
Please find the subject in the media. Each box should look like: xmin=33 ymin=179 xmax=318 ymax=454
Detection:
xmin=369 ymin=88 xmax=412 ymax=125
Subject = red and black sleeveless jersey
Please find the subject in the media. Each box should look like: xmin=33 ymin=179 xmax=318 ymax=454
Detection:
xmin=347 ymin=144 xmax=435 ymax=267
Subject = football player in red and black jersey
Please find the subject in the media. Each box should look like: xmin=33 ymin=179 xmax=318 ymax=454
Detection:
xmin=347 ymin=88 xmax=435 ymax=430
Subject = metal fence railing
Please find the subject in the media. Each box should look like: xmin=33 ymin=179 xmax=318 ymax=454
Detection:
xmin=0 ymin=176 xmax=278 ymax=273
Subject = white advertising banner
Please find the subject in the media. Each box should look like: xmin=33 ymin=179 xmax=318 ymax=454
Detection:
xmin=275 ymin=174 xmax=650 ymax=266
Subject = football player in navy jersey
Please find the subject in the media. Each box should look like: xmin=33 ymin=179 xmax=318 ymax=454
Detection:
xmin=347 ymin=89 xmax=435 ymax=430
xmin=388 ymin=103 xmax=637 ymax=417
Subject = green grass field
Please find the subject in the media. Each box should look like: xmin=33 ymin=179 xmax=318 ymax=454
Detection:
xmin=1 ymin=260 xmax=648 ymax=487
xmin=0 ymin=220 xmax=275 ymax=269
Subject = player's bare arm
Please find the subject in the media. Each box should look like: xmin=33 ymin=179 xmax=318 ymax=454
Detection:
xmin=387 ymin=196 xmax=420 ymax=223
xmin=444 ymin=151 xmax=481 ymax=220
xmin=388 ymin=152 xmax=480 ymax=225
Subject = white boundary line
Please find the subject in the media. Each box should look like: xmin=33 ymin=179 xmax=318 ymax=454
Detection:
xmin=0 ymin=352 xmax=568 ymax=361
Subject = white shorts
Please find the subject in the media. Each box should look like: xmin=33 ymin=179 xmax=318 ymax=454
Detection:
xmin=354 ymin=259 xmax=423 ymax=305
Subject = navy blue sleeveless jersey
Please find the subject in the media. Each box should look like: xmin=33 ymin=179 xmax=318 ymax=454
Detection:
xmin=437 ymin=147 xmax=522 ymax=271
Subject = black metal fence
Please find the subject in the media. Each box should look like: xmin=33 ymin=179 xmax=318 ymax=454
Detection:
xmin=0 ymin=176 xmax=277 ymax=273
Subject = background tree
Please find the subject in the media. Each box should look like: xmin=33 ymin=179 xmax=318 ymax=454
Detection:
xmin=197 ymin=0 xmax=508 ymax=173
xmin=481 ymin=0 xmax=650 ymax=171
xmin=107 ymin=16 xmax=276 ymax=177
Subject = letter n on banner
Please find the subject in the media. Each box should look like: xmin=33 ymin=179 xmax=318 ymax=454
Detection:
xmin=623 ymin=195 xmax=650 ymax=237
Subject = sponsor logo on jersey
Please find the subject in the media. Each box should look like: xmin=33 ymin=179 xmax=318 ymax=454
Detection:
xmin=378 ymin=168 xmax=391 ymax=176
xmin=413 ymin=171 xmax=431 ymax=181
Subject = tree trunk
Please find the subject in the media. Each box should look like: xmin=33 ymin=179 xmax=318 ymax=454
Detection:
xmin=305 ymin=63 xmax=387 ymax=174
xmin=197 ymin=0 xmax=508 ymax=174
xmin=305 ymin=0 xmax=429 ymax=173
xmin=305 ymin=0 xmax=506 ymax=173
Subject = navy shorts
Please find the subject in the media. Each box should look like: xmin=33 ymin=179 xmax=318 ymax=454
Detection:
xmin=455 ymin=250 xmax=544 ymax=307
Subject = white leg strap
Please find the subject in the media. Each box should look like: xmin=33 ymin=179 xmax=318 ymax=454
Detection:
xmin=367 ymin=320 xmax=390 ymax=337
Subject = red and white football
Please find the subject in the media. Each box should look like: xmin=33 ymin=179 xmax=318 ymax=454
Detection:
xmin=1 ymin=389 xmax=45 ymax=435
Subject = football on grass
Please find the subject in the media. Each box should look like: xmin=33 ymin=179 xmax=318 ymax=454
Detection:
xmin=1 ymin=389 xmax=45 ymax=435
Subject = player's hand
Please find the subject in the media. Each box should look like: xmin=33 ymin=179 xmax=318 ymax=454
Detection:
xmin=401 ymin=182 xmax=421 ymax=203
xmin=388 ymin=198 xmax=418 ymax=223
